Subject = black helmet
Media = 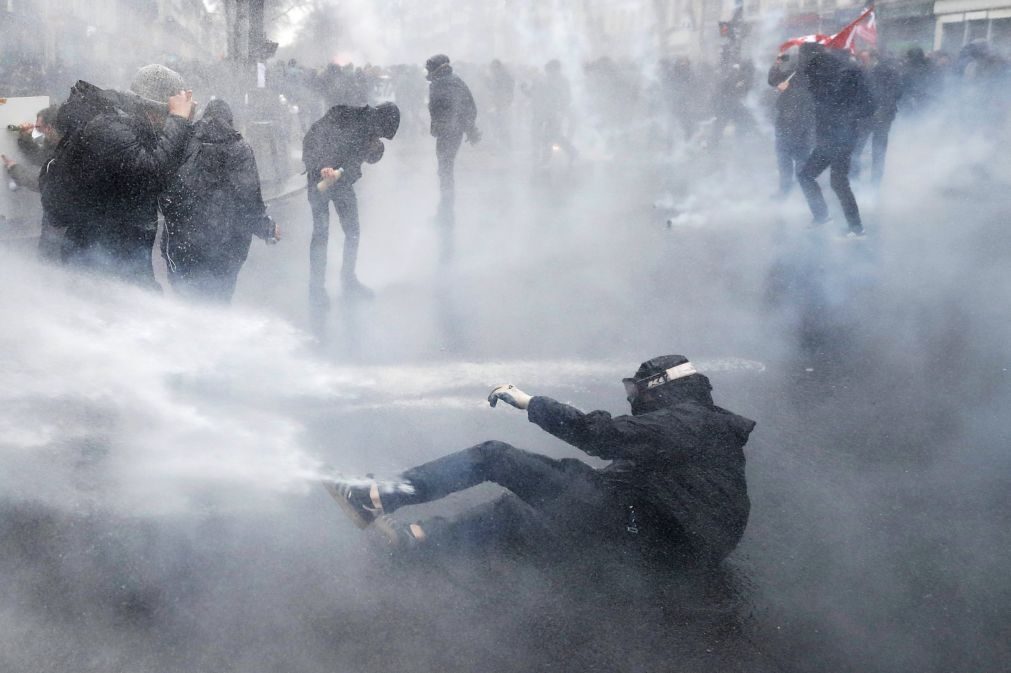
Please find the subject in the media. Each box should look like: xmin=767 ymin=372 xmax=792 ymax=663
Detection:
xmin=370 ymin=101 xmax=400 ymax=140
xmin=623 ymin=354 xmax=712 ymax=414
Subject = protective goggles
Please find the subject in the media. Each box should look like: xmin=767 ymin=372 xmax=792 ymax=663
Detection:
xmin=623 ymin=362 xmax=698 ymax=401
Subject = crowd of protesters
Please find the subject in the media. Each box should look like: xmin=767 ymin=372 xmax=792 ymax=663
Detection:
xmin=1 ymin=33 xmax=1008 ymax=302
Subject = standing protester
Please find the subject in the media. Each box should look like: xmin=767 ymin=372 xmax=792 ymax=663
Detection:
xmin=851 ymin=51 xmax=902 ymax=187
xmin=159 ymin=100 xmax=278 ymax=303
xmin=1 ymin=104 xmax=63 ymax=260
xmin=796 ymin=45 xmax=875 ymax=236
xmin=42 ymin=65 xmax=195 ymax=288
xmin=325 ymin=355 xmax=755 ymax=569
xmin=767 ymin=47 xmax=814 ymax=198
xmin=302 ymin=102 xmax=400 ymax=302
xmin=1 ymin=104 xmax=61 ymax=190
xmin=710 ymin=57 xmax=756 ymax=147
xmin=426 ymin=54 xmax=480 ymax=227
xmin=528 ymin=59 xmax=577 ymax=166
xmin=486 ymin=59 xmax=515 ymax=149
xmin=659 ymin=57 xmax=701 ymax=144
xmin=900 ymin=47 xmax=938 ymax=116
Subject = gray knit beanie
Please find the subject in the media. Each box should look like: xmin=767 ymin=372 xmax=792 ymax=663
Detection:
xmin=129 ymin=64 xmax=186 ymax=108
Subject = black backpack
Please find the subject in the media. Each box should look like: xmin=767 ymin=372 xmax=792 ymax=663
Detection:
xmin=40 ymin=81 xmax=120 ymax=227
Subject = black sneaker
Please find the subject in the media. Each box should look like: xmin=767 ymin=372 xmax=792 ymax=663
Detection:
xmin=323 ymin=478 xmax=383 ymax=529
xmin=373 ymin=514 xmax=423 ymax=550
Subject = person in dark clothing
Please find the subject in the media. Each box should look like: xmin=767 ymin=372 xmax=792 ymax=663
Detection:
xmin=486 ymin=59 xmax=515 ymax=148
xmin=426 ymin=54 xmax=480 ymax=227
xmin=325 ymin=355 xmax=755 ymax=568
xmin=159 ymin=100 xmax=277 ymax=303
xmin=768 ymin=47 xmax=815 ymax=197
xmin=797 ymin=45 xmax=875 ymax=235
xmin=851 ymin=51 xmax=902 ymax=186
xmin=48 ymin=65 xmax=195 ymax=288
xmin=1 ymin=104 xmax=63 ymax=260
xmin=659 ymin=57 xmax=701 ymax=144
xmin=2 ymin=104 xmax=61 ymax=186
xmin=527 ymin=59 xmax=578 ymax=166
xmin=302 ymin=102 xmax=400 ymax=301
xmin=710 ymin=58 xmax=756 ymax=147
xmin=900 ymin=47 xmax=938 ymax=116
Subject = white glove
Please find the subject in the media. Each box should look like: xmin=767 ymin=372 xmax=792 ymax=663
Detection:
xmin=488 ymin=384 xmax=532 ymax=410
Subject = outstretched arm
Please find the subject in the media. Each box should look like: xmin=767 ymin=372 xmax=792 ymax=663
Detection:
xmin=525 ymin=396 xmax=655 ymax=461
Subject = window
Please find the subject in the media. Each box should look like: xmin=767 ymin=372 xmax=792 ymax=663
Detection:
xmin=941 ymin=21 xmax=965 ymax=50
xmin=990 ymin=17 xmax=1011 ymax=50
xmin=966 ymin=18 xmax=989 ymax=42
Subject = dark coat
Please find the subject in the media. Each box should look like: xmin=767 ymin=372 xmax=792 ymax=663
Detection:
xmin=804 ymin=51 xmax=875 ymax=150
xmin=526 ymin=393 xmax=755 ymax=563
xmin=428 ymin=66 xmax=478 ymax=138
xmin=48 ymin=83 xmax=192 ymax=285
xmin=900 ymin=55 xmax=937 ymax=114
xmin=768 ymin=61 xmax=815 ymax=135
xmin=302 ymin=105 xmax=376 ymax=186
xmin=160 ymin=116 xmax=269 ymax=272
xmin=868 ymin=60 xmax=903 ymax=123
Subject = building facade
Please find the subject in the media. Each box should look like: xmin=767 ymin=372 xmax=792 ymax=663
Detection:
xmin=933 ymin=0 xmax=1011 ymax=51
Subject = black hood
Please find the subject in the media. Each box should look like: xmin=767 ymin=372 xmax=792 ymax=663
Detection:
xmin=202 ymin=99 xmax=234 ymax=127
xmin=370 ymin=102 xmax=400 ymax=140
xmin=427 ymin=63 xmax=454 ymax=81
xmin=195 ymin=101 xmax=240 ymax=144
xmin=324 ymin=104 xmax=370 ymax=125
xmin=194 ymin=116 xmax=240 ymax=144
xmin=55 ymin=81 xmax=140 ymax=136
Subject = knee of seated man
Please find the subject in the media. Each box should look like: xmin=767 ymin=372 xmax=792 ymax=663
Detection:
xmin=474 ymin=439 xmax=521 ymax=461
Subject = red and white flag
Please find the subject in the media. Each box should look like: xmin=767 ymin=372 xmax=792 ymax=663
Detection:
xmin=778 ymin=4 xmax=877 ymax=55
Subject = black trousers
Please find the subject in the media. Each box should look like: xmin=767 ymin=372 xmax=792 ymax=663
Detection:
xmin=851 ymin=116 xmax=893 ymax=186
xmin=63 ymin=224 xmax=160 ymax=291
xmin=167 ymin=255 xmax=246 ymax=303
xmin=308 ymin=182 xmax=360 ymax=290
xmin=385 ymin=441 xmax=628 ymax=554
xmin=775 ymin=124 xmax=813 ymax=195
xmin=798 ymin=142 xmax=862 ymax=231
xmin=435 ymin=132 xmax=463 ymax=219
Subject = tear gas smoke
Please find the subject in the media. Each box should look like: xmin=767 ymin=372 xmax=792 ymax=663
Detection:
xmin=2 ymin=2 xmax=1010 ymax=672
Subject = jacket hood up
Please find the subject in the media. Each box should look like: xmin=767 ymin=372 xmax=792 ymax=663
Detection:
xmin=628 ymin=354 xmax=716 ymax=415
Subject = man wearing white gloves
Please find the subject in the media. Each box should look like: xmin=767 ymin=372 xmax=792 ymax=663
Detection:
xmin=325 ymin=355 xmax=756 ymax=567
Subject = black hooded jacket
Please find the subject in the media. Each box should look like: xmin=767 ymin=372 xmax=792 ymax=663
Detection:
xmin=804 ymin=49 xmax=875 ymax=149
xmin=160 ymin=106 xmax=270 ymax=270
xmin=302 ymin=105 xmax=377 ymax=186
xmin=428 ymin=65 xmax=478 ymax=138
xmin=768 ymin=60 xmax=815 ymax=134
xmin=49 ymin=82 xmax=192 ymax=264
xmin=526 ymin=380 xmax=755 ymax=563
